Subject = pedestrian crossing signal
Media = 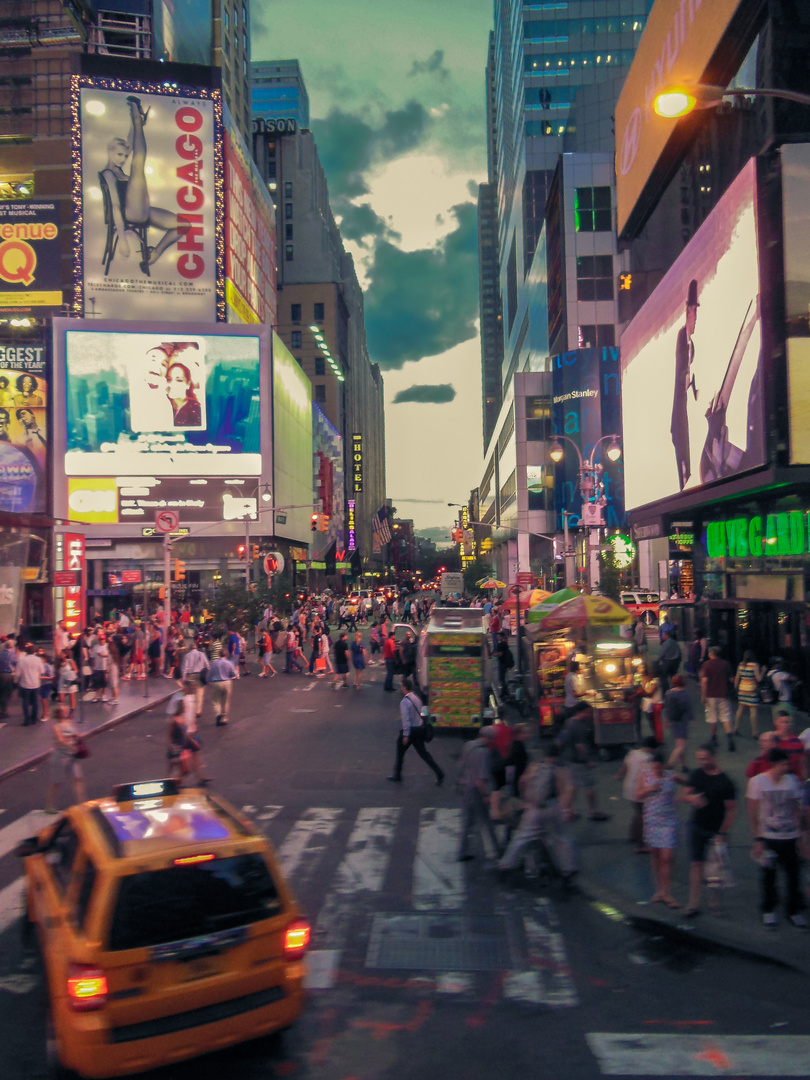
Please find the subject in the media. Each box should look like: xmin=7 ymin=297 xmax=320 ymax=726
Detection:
xmin=173 ymin=559 xmax=186 ymax=582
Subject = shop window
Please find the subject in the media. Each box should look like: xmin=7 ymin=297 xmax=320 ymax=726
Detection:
xmin=574 ymin=187 xmax=612 ymax=232
xmin=576 ymin=255 xmax=614 ymax=301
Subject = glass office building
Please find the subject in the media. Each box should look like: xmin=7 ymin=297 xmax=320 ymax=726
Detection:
xmin=251 ymin=60 xmax=310 ymax=129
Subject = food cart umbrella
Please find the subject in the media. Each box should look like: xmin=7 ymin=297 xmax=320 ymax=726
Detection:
xmin=477 ymin=578 xmax=506 ymax=589
xmin=502 ymin=588 xmax=551 ymax=611
xmin=535 ymin=594 xmax=633 ymax=632
xmin=526 ymin=587 xmax=582 ymax=624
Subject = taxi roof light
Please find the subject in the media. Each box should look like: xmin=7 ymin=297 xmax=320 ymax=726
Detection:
xmin=114 ymin=779 xmax=180 ymax=803
xmin=67 ymin=964 xmax=108 ymax=1012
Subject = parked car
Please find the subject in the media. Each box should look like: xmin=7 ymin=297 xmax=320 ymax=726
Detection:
xmin=620 ymin=590 xmax=663 ymax=625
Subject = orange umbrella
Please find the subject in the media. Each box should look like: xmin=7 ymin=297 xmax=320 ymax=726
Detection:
xmin=501 ymin=588 xmax=551 ymax=611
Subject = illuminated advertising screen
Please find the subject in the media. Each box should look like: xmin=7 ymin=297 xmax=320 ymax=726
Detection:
xmin=0 ymin=201 xmax=62 ymax=312
xmin=72 ymin=76 xmax=223 ymax=322
xmin=312 ymin=404 xmax=345 ymax=560
xmin=621 ymin=159 xmax=764 ymax=511
xmin=551 ymin=346 xmax=624 ymax=529
xmin=55 ymin=319 xmax=261 ymax=479
xmin=272 ymin=333 xmax=313 ymax=542
xmin=782 ymin=144 xmax=810 ymax=464
xmin=0 ymin=341 xmax=48 ymax=514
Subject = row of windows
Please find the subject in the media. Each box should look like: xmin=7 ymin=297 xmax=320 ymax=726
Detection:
xmin=525 ymin=87 xmax=572 ymax=109
xmin=526 ymin=121 xmax=568 ymax=137
xmin=525 ymin=49 xmax=636 ymax=72
xmin=523 ymin=16 xmax=645 ymax=41
xmin=290 ymin=303 xmax=325 ymax=324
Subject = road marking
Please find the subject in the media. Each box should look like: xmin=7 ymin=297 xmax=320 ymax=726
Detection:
xmin=291 ymin=709 xmax=316 ymax=713
xmin=505 ymin=898 xmax=577 ymax=1008
xmin=277 ymin=808 xmax=343 ymax=881
xmin=586 ymin=1034 xmax=810 ymax=1075
xmin=256 ymin=805 xmax=284 ymax=822
xmin=413 ymin=808 xmax=464 ymax=910
xmin=0 ymin=877 xmax=26 ymax=937
xmin=0 ymin=809 xmax=51 ymax=862
xmin=0 ymin=972 xmax=39 ymax=995
xmin=309 ymin=807 xmax=400 ymax=989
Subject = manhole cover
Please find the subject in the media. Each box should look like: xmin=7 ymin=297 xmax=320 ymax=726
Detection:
xmin=366 ymin=913 xmax=514 ymax=971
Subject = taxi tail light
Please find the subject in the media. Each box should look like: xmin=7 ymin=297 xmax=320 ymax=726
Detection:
xmin=67 ymin=963 xmax=108 ymax=1011
xmin=283 ymin=919 xmax=311 ymax=958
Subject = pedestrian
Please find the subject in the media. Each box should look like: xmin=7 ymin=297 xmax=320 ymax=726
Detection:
xmin=746 ymin=748 xmax=807 ymax=929
xmin=332 ymin=632 xmax=350 ymax=690
xmin=318 ymin=629 xmax=333 ymax=675
xmin=54 ymin=620 xmax=70 ymax=657
xmin=699 ymin=646 xmax=735 ymax=752
xmin=773 ymin=711 xmax=807 ymax=781
xmin=498 ymin=743 xmax=577 ymax=886
xmin=106 ymin=636 xmax=121 ymax=704
xmin=350 ymin=631 xmax=366 ymax=690
xmin=17 ymin=642 xmax=44 ymax=726
xmin=387 ymin=676 xmax=444 ymax=786
xmin=744 ymin=731 xmax=779 ymax=779
xmin=369 ymin=622 xmax=382 ymax=665
xmin=180 ymin=678 xmax=210 ymax=783
xmin=307 ymin=626 xmax=322 ymax=676
xmin=208 ymin=648 xmax=239 ymax=727
xmin=0 ymin=637 xmax=17 ymax=718
xmin=765 ymin=657 xmax=795 ymax=720
xmin=45 ymin=704 xmax=86 ymax=813
xmin=493 ymin=630 xmax=514 ymax=692
xmin=616 ymin=735 xmax=658 ymax=851
xmin=636 ymin=750 xmax=681 ymax=907
xmin=37 ymin=648 xmax=54 ymax=721
xmin=680 ymin=743 xmax=737 ymax=917
xmin=130 ymin=623 xmax=146 ymax=680
xmin=166 ymin=697 xmax=188 ymax=782
xmin=633 ymin=617 xmax=647 ymax=655
xmin=89 ymin=631 xmax=110 ymax=703
xmin=180 ymin=636 xmax=210 ymax=719
xmin=401 ymin=630 xmax=416 ymax=679
xmin=657 ymin=630 xmax=681 ymax=693
xmin=556 ymin=702 xmax=610 ymax=821
xmin=561 ymin=659 xmax=586 ymax=723
xmin=456 ymin=725 xmax=499 ymax=860
xmin=686 ymin=627 xmax=708 ymax=677
xmin=664 ymin=673 xmax=693 ymax=771
xmin=636 ymin=660 xmax=663 ymax=740
xmin=258 ymin=627 xmax=276 ymax=678
xmin=490 ymin=606 xmax=501 ymax=652
xmin=57 ymin=649 xmax=79 ymax=716
xmin=382 ymin=630 xmax=397 ymax=691
xmin=734 ymin=650 xmax=763 ymax=737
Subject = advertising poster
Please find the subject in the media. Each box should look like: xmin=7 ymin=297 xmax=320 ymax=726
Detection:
xmin=0 ymin=201 xmax=62 ymax=312
xmin=56 ymin=321 xmax=261 ymax=477
xmin=73 ymin=77 xmax=223 ymax=322
xmin=551 ymin=345 xmax=624 ymax=529
xmin=0 ymin=341 xmax=48 ymax=514
xmin=781 ymin=143 xmax=810 ymax=463
xmin=621 ymin=159 xmax=764 ymax=511
xmin=311 ymin=404 xmax=344 ymax=561
xmin=273 ymin=333 xmax=313 ymax=542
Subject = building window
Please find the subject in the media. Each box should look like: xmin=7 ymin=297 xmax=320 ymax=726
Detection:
xmin=525 ymin=395 xmax=550 ymax=441
xmin=284 ymin=181 xmax=293 ymax=198
xmin=291 ymin=330 xmax=302 ymax=349
xmin=314 ymin=383 xmax=326 ymax=404
xmin=285 ymin=244 xmax=294 ymax=261
xmin=295 ymin=357 xmax=303 ymax=366
xmin=574 ymin=187 xmax=612 ymax=232
xmin=315 ymin=356 xmax=325 ymax=376
xmin=290 ymin=303 xmax=301 ymax=323
xmin=285 ymin=223 xmax=293 ymax=240
xmin=313 ymin=302 xmax=324 ymax=321
xmin=285 ymin=202 xmax=293 ymax=220
xmin=578 ymin=324 xmax=616 ymax=349
xmin=576 ymin=256 xmax=614 ymax=301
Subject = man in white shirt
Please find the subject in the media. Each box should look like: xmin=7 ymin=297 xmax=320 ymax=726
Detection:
xmin=180 ymin=637 xmax=210 ymax=717
xmin=17 ymin=643 xmax=45 ymax=725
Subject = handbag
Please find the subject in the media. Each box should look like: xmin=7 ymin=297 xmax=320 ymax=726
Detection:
xmin=74 ymin=737 xmax=90 ymax=760
xmin=422 ymin=718 xmax=435 ymax=743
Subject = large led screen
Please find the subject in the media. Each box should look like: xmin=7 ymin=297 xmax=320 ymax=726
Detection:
xmin=781 ymin=143 xmax=810 ymax=464
xmin=73 ymin=77 xmax=222 ymax=322
xmin=57 ymin=322 xmax=261 ymax=477
xmin=621 ymin=159 xmax=764 ymax=511
xmin=272 ymin=333 xmax=313 ymax=542
xmin=0 ymin=342 xmax=48 ymax=514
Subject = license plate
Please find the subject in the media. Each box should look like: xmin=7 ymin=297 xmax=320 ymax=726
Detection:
xmin=179 ymin=955 xmax=222 ymax=982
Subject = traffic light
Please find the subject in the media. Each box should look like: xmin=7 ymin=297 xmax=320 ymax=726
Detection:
xmin=173 ymin=559 xmax=186 ymax=582
xmin=158 ymin=585 xmax=166 ymax=600
xmin=318 ymin=513 xmax=329 ymax=532
xmin=237 ymin=543 xmax=246 ymax=560
xmin=252 ymin=544 xmax=260 ymax=560
xmin=310 ymin=512 xmax=319 ymax=532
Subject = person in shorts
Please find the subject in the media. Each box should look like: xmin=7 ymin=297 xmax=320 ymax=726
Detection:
xmin=681 ymin=743 xmax=737 ymax=917
xmin=332 ymin=633 xmax=350 ymax=690
xmin=46 ymin=705 xmax=86 ymax=812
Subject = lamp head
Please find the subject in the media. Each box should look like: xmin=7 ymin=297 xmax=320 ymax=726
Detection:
xmin=549 ymin=440 xmax=564 ymax=464
xmin=653 ymin=89 xmax=697 ymax=118
xmin=606 ymin=438 xmax=622 ymax=463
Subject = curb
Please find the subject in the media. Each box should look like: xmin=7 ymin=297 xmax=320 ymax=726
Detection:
xmin=577 ymin=871 xmax=809 ymax=978
xmin=0 ymin=691 xmax=175 ymax=785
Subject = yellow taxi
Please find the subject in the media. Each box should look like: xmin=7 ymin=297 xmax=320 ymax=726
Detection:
xmin=17 ymin=779 xmax=309 ymax=1078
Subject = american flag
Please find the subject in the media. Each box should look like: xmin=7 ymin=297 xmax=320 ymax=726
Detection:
xmin=372 ymin=506 xmax=392 ymax=544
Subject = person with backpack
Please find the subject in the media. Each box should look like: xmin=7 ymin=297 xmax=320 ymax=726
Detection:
xmin=388 ymin=675 xmax=444 ymax=786
xmin=764 ymin=657 xmax=795 ymax=721
xmin=497 ymin=743 xmax=578 ymax=887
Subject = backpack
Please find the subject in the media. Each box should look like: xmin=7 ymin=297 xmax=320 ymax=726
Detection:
xmin=759 ymin=671 xmax=779 ymax=705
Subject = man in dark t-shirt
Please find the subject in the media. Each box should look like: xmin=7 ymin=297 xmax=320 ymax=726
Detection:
xmin=682 ymin=743 xmax=737 ymax=916
xmin=332 ymin=633 xmax=350 ymax=690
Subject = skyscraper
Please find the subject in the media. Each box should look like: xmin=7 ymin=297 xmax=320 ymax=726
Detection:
xmin=251 ymin=60 xmax=310 ymax=130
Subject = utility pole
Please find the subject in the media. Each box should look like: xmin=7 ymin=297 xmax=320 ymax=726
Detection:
xmin=163 ymin=533 xmax=171 ymax=672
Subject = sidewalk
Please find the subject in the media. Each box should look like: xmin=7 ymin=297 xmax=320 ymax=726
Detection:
xmin=0 ymin=678 xmax=175 ymax=783
xmin=569 ymin=635 xmax=810 ymax=976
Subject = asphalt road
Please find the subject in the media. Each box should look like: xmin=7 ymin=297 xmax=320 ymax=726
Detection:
xmin=1 ymin=653 xmax=809 ymax=1079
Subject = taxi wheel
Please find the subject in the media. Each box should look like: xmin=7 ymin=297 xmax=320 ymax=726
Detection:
xmin=20 ymin=889 xmax=34 ymax=944
xmin=46 ymin=1006 xmax=77 ymax=1080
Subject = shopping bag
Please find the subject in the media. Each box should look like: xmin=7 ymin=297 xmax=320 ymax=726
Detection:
xmin=315 ymin=657 xmax=327 ymax=672
xmin=704 ymin=837 xmax=735 ymax=889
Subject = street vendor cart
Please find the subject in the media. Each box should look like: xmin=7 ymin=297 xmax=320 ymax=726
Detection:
xmin=580 ymin=639 xmax=640 ymax=748
xmin=416 ymin=607 xmax=489 ymax=730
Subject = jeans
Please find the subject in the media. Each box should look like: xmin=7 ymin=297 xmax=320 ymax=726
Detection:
xmin=383 ymin=658 xmax=396 ymax=690
xmin=761 ymin=837 xmax=804 ymax=916
xmin=392 ymin=727 xmax=443 ymax=781
xmin=20 ymin=686 xmax=38 ymax=725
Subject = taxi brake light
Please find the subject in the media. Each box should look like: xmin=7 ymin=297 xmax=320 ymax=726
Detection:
xmin=67 ymin=963 xmax=108 ymax=1011
xmin=174 ymin=853 xmax=216 ymax=866
xmin=284 ymin=919 xmax=311 ymax=957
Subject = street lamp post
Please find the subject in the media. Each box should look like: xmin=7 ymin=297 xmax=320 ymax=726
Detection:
xmin=548 ymin=434 xmax=622 ymax=590
xmin=653 ymin=83 xmax=810 ymax=119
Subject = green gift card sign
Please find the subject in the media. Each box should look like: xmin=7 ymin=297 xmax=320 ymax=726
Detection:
xmin=706 ymin=511 xmax=808 ymax=559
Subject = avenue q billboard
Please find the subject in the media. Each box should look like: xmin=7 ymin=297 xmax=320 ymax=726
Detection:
xmin=0 ymin=201 xmax=62 ymax=312
xmin=71 ymin=75 xmax=224 ymax=322
xmin=615 ymin=0 xmax=748 ymax=237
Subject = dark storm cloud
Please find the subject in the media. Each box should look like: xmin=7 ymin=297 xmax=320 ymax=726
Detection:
xmin=335 ymin=201 xmax=400 ymax=247
xmin=392 ymin=384 xmax=457 ymax=405
xmin=311 ymin=101 xmax=432 ymax=199
xmin=415 ymin=526 xmax=454 ymax=546
xmin=408 ymin=49 xmax=450 ymax=81
xmin=364 ymin=202 xmax=479 ymax=369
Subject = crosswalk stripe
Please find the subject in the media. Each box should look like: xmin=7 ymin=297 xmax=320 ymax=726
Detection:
xmin=509 ymin=897 xmax=578 ymax=1008
xmin=308 ymin=807 xmax=400 ymax=990
xmin=0 ymin=877 xmax=26 ymax=938
xmin=276 ymin=808 xmax=343 ymax=881
xmin=0 ymin=809 xmax=51 ymax=862
xmin=413 ymin=808 xmax=465 ymax=910
xmin=586 ymin=1034 xmax=810 ymax=1076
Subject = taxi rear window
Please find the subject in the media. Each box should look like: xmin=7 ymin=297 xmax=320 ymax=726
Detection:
xmin=107 ymin=854 xmax=282 ymax=951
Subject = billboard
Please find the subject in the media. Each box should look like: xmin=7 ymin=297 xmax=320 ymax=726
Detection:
xmin=615 ymin=0 xmax=746 ymax=236
xmin=224 ymin=110 xmax=277 ymax=326
xmin=621 ymin=159 xmax=764 ymax=511
xmin=272 ymin=333 xmax=313 ymax=542
xmin=311 ymin=404 xmax=345 ymax=560
xmin=72 ymin=76 xmax=224 ymax=322
xmin=66 ymin=475 xmax=263 ymax=526
xmin=0 ymin=201 xmax=62 ymax=312
xmin=782 ymin=144 xmax=810 ymax=464
xmin=551 ymin=346 xmax=624 ymax=530
xmin=54 ymin=319 xmax=262 ymax=479
xmin=0 ymin=341 xmax=48 ymax=514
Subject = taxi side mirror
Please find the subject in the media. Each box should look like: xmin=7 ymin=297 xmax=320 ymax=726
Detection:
xmin=16 ymin=836 xmax=42 ymax=858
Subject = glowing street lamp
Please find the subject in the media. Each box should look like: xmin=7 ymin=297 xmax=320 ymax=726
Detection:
xmin=653 ymin=83 xmax=810 ymax=119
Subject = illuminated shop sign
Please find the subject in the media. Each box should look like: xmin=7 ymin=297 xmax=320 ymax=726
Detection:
xmin=347 ymin=498 xmax=356 ymax=551
xmin=706 ymin=511 xmax=810 ymax=559
xmin=62 ymin=532 xmax=86 ymax=635
xmin=351 ymin=432 xmax=363 ymax=493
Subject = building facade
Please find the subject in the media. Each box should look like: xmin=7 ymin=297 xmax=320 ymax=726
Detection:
xmin=251 ymin=59 xmax=310 ymax=130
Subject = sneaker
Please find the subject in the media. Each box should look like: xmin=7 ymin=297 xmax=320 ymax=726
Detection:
xmin=762 ymin=912 xmax=778 ymax=929
xmin=789 ymin=913 xmax=808 ymax=931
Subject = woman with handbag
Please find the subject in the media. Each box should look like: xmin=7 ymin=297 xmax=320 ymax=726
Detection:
xmin=46 ymin=705 xmax=86 ymax=813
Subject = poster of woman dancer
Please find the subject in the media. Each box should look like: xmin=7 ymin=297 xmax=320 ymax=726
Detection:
xmin=73 ymin=77 xmax=222 ymax=322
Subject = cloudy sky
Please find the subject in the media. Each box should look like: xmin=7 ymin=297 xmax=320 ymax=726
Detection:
xmin=253 ymin=0 xmax=492 ymax=537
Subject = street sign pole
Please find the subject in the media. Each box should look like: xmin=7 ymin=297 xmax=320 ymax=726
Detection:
xmin=163 ymin=533 xmax=171 ymax=673
xmin=245 ymin=515 xmax=251 ymax=590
